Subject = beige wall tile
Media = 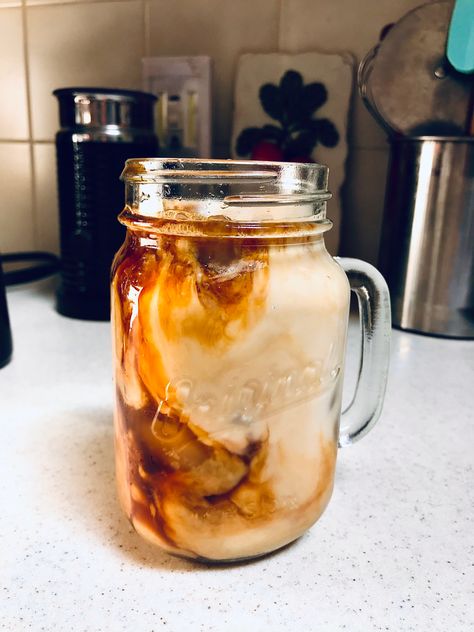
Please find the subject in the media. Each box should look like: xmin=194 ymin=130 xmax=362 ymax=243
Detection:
xmin=27 ymin=0 xmax=145 ymax=140
xmin=33 ymin=143 xmax=59 ymax=254
xmin=0 ymin=9 xmax=29 ymax=139
xmin=280 ymin=0 xmax=433 ymax=58
xmin=0 ymin=1 xmax=21 ymax=7
xmin=0 ymin=143 xmax=35 ymax=252
xmin=350 ymin=94 xmax=388 ymax=151
xmin=147 ymin=0 xmax=280 ymax=154
xmin=340 ymin=147 xmax=389 ymax=265
xmin=280 ymin=0 xmax=436 ymax=149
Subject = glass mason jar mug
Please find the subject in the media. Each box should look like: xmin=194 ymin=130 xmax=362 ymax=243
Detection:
xmin=111 ymin=159 xmax=391 ymax=562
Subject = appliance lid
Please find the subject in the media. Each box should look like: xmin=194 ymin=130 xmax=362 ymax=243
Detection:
xmin=53 ymin=87 xmax=157 ymax=130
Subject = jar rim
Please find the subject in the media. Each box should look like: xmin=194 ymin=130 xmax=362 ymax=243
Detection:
xmin=121 ymin=158 xmax=331 ymax=200
xmin=120 ymin=158 xmax=332 ymax=233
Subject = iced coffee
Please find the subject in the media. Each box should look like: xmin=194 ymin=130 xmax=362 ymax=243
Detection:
xmin=112 ymin=201 xmax=350 ymax=561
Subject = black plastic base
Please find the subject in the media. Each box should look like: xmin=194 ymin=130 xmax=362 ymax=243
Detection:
xmin=0 ymin=350 xmax=12 ymax=369
xmin=56 ymin=290 xmax=110 ymax=321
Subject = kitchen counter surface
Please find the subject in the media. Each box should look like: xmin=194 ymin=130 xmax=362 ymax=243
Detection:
xmin=1 ymin=281 xmax=473 ymax=632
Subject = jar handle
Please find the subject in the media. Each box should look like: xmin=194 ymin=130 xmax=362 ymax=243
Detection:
xmin=337 ymin=257 xmax=391 ymax=447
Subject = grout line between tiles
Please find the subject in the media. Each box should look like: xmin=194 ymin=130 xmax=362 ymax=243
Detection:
xmin=21 ymin=0 xmax=39 ymax=247
xmin=277 ymin=0 xmax=283 ymax=50
xmin=143 ymin=0 xmax=150 ymax=59
xmin=18 ymin=0 xmax=137 ymax=7
xmin=0 ymin=139 xmax=54 ymax=144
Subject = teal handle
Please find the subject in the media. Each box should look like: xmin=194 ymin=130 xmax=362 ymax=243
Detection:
xmin=447 ymin=0 xmax=474 ymax=73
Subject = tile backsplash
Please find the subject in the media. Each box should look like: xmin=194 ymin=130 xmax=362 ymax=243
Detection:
xmin=0 ymin=8 xmax=28 ymax=140
xmin=0 ymin=0 xmax=438 ymax=261
xmin=28 ymin=1 xmax=145 ymax=140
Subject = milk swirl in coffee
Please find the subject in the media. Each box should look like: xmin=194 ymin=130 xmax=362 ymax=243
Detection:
xmin=112 ymin=203 xmax=349 ymax=561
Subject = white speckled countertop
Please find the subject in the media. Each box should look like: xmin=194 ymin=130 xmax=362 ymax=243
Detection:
xmin=1 ymin=281 xmax=473 ymax=632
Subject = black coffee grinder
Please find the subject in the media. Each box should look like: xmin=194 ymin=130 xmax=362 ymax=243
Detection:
xmin=53 ymin=87 xmax=159 ymax=320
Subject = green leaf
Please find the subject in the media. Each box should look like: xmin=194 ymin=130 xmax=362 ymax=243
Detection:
xmin=280 ymin=70 xmax=303 ymax=98
xmin=259 ymin=84 xmax=283 ymax=121
xmin=310 ymin=118 xmax=339 ymax=147
xmin=302 ymin=83 xmax=327 ymax=116
xmin=261 ymin=124 xmax=284 ymax=143
xmin=236 ymin=127 xmax=263 ymax=156
xmin=279 ymin=70 xmax=304 ymax=124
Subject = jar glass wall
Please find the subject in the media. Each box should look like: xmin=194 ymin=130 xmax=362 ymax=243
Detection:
xmin=111 ymin=160 xmax=360 ymax=561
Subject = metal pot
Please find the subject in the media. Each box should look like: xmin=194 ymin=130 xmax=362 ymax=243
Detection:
xmin=378 ymin=136 xmax=474 ymax=338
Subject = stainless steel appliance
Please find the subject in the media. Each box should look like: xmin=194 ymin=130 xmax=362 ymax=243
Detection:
xmin=359 ymin=1 xmax=474 ymax=337
xmin=378 ymin=136 xmax=474 ymax=338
